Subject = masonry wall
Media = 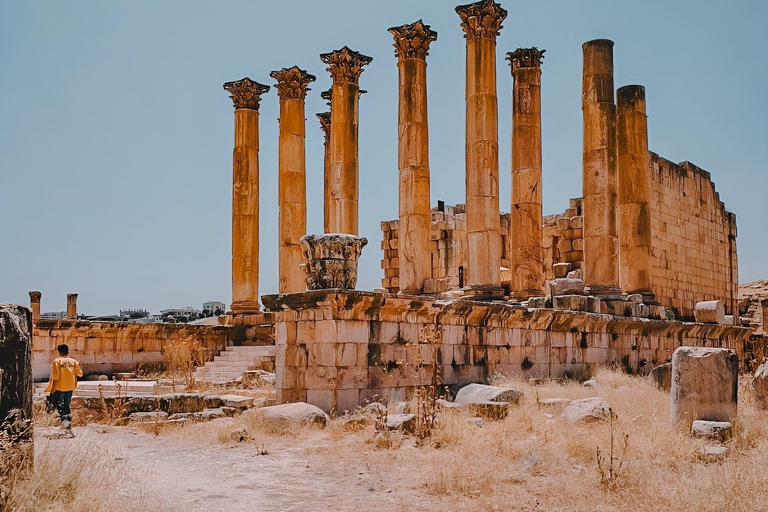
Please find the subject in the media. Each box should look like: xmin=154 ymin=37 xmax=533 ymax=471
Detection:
xmin=265 ymin=291 xmax=751 ymax=413
xmin=32 ymin=320 xmax=231 ymax=380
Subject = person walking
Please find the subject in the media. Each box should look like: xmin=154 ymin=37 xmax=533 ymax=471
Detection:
xmin=45 ymin=344 xmax=83 ymax=432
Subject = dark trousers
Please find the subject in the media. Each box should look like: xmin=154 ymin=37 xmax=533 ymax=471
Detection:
xmin=51 ymin=390 xmax=73 ymax=423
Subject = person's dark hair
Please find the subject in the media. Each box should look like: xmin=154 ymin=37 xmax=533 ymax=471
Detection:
xmin=57 ymin=344 xmax=69 ymax=356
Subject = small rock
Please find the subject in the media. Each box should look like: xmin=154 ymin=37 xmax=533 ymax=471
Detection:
xmin=386 ymin=413 xmax=416 ymax=433
xmin=752 ymin=362 xmax=768 ymax=409
xmin=229 ymin=428 xmax=249 ymax=442
xmin=648 ymin=363 xmax=672 ymax=392
xmin=454 ymin=383 xmax=522 ymax=405
xmin=700 ymin=445 xmax=728 ymax=461
xmin=691 ymin=420 xmax=733 ymax=441
xmin=467 ymin=417 xmax=486 ymax=427
xmin=260 ymin=402 xmax=329 ymax=428
xmin=343 ymin=416 xmax=373 ymax=431
xmin=582 ymin=379 xmax=599 ymax=388
xmin=563 ymin=397 xmax=610 ymax=424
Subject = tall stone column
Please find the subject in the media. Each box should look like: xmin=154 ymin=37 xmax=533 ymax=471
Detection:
xmin=317 ymin=112 xmax=331 ymax=234
xmin=28 ymin=291 xmax=41 ymax=322
xmin=271 ymin=67 xmax=316 ymax=294
xmin=582 ymin=39 xmax=621 ymax=297
xmin=388 ymin=20 xmax=437 ymax=294
xmin=224 ymin=78 xmax=270 ymax=313
xmin=616 ymin=85 xmax=655 ymax=301
xmin=320 ymin=47 xmax=372 ymax=235
xmin=507 ymin=47 xmax=545 ymax=300
xmin=66 ymin=293 xmax=77 ymax=320
xmin=456 ymin=0 xmax=507 ymax=298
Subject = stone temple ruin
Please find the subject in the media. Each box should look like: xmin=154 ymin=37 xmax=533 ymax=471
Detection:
xmin=24 ymin=0 xmax=766 ymax=415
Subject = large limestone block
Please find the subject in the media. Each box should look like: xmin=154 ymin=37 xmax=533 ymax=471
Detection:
xmin=454 ymin=383 xmax=522 ymax=405
xmin=0 ymin=305 xmax=34 ymax=428
xmin=752 ymin=362 xmax=768 ymax=409
xmin=259 ymin=402 xmax=329 ymax=427
xmin=548 ymin=278 xmax=586 ymax=296
xmin=563 ymin=397 xmax=610 ymax=423
xmin=694 ymin=300 xmax=725 ymax=324
xmin=670 ymin=347 xmax=738 ymax=429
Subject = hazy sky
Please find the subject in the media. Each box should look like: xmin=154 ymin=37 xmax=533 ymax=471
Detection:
xmin=1 ymin=0 xmax=766 ymax=316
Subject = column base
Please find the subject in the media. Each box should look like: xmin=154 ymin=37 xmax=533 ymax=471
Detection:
xmin=228 ymin=301 xmax=261 ymax=315
xmin=460 ymin=285 xmax=506 ymax=301
xmin=585 ymin=285 xmax=623 ymax=301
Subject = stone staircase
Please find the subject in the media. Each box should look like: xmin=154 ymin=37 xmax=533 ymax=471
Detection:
xmin=193 ymin=345 xmax=275 ymax=385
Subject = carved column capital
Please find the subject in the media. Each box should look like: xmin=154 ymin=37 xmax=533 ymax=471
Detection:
xmin=388 ymin=19 xmax=438 ymax=60
xmin=320 ymin=46 xmax=373 ymax=85
xmin=321 ymin=88 xmax=332 ymax=108
xmin=506 ymin=47 xmax=546 ymax=72
xmin=29 ymin=291 xmax=41 ymax=302
xmin=223 ymin=78 xmax=270 ymax=110
xmin=269 ymin=66 xmax=316 ymax=100
xmin=316 ymin=112 xmax=331 ymax=139
xmin=456 ymin=0 xmax=507 ymax=41
xmin=66 ymin=293 xmax=78 ymax=304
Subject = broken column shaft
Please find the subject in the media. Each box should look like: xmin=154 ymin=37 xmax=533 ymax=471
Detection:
xmin=320 ymin=47 xmax=372 ymax=235
xmin=507 ymin=47 xmax=546 ymax=300
xmin=617 ymin=85 xmax=654 ymax=300
xmin=317 ymin=110 xmax=332 ymax=234
xmin=582 ymin=39 xmax=621 ymax=297
xmin=224 ymin=78 xmax=270 ymax=313
xmin=456 ymin=0 xmax=507 ymax=298
xmin=271 ymin=66 xmax=315 ymax=294
xmin=66 ymin=293 xmax=77 ymax=320
xmin=28 ymin=291 xmax=41 ymax=322
xmin=389 ymin=20 xmax=437 ymax=294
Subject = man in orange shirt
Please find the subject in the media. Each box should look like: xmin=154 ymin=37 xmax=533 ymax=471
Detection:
xmin=45 ymin=344 xmax=83 ymax=430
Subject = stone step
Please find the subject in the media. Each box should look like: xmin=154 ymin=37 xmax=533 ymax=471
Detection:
xmin=224 ymin=346 xmax=275 ymax=355
xmin=194 ymin=372 xmax=244 ymax=379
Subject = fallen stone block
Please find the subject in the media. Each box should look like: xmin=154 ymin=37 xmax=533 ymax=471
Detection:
xmin=694 ymin=300 xmax=725 ymax=324
xmin=469 ymin=401 xmax=510 ymax=420
xmin=700 ymin=445 xmax=728 ymax=461
xmin=129 ymin=411 xmax=168 ymax=423
xmin=553 ymin=295 xmax=588 ymax=312
xmin=238 ymin=370 xmax=276 ymax=387
xmin=549 ymin=278 xmax=586 ymax=296
xmin=435 ymin=398 xmax=467 ymax=411
xmin=538 ymin=398 xmax=570 ymax=410
xmin=454 ymin=383 xmax=522 ymax=405
xmin=691 ymin=420 xmax=733 ymax=441
xmin=553 ymin=263 xmax=571 ymax=278
xmin=386 ymin=413 xmax=416 ymax=433
xmin=218 ymin=394 xmax=255 ymax=410
xmin=563 ymin=397 xmax=610 ymax=424
xmin=752 ymin=362 xmax=768 ymax=409
xmin=260 ymin=402 xmax=329 ymax=427
xmin=649 ymin=362 xmax=672 ymax=392
xmin=192 ymin=408 xmax=227 ymax=421
xmin=671 ymin=347 xmax=738 ymax=429
xmin=526 ymin=296 xmax=550 ymax=309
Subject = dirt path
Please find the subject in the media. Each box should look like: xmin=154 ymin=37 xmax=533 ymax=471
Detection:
xmin=38 ymin=426 xmax=407 ymax=512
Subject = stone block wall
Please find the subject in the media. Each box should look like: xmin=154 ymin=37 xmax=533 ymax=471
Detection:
xmin=543 ymin=198 xmax=584 ymax=281
xmin=32 ymin=320 xmax=231 ymax=380
xmin=265 ymin=290 xmax=752 ymax=413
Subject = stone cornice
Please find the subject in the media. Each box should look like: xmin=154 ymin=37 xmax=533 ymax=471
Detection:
xmin=320 ymin=46 xmax=373 ymax=85
xmin=456 ymin=0 xmax=507 ymax=41
xmin=506 ymin=47 xmax=546 ymax=72
xmin=388 ymin=19 xmax=438 ymax=60
xmin=223 ymin=77 xmax=270 ymax=110
xmin=269 ymin=66 xmax=316 ymax=101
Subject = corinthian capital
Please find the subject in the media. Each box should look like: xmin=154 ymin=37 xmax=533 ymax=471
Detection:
xmin=223 ymin=78 xmax=270 ymax=110
xmin=506 ymin=47 xmax=546 ymax=72
xmin=388 ymin=19 xmax=438 ymax=60
xmin=269 ymin=66 xmax=316 ymax=101
xmin=456 ymin=0 xmax=507 ymax=41
xmin=321 ymin=88 xmax=332 ymax=108
xmin=29 ymin=291 xmax=41 ymax=302
xmin=320 ymin=46 xmax=373 ymax=85
xmin=316 ymin=112 xmax=331 ymax=139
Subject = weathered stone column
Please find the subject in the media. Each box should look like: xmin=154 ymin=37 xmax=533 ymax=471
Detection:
xmin=28 ymin=291 xmax=41 ymax=322
xmin=456 ymin=0 xmax=507 ymax=298
xmin=224 ymin=78 xmax=270 ymax=313
xmin=507 ymin=48 xmax=545 ymax=300
xmin=617 ymin=85 xmax=655 ymax=301
xmin=66 ymin=293 xmax=77 ymax=319
xmin=388 ymin=20 xmax=437 ymax=294
xmin=582 ymin=39 xmax=621 ymax=297
xmin=271 ymin=67 xmax=316 ymax=294
xmin=317 ymin=111 xmax=331 ymax=234
xmin=320 ymin=47 xmax=372 ymax=235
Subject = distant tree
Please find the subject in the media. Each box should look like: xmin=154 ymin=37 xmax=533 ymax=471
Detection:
xmin=214 ymin=308 xmax=223 ymax=317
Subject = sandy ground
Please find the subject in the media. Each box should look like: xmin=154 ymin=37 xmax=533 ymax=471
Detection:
xmin=38 ymin=426 xmax=409 ymax=512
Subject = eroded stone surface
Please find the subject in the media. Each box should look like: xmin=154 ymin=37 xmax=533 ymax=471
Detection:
xmin=563 ymin=397 xmax=610 ymax=423
xmin=752 ymin=362 xmax=768 ymax=409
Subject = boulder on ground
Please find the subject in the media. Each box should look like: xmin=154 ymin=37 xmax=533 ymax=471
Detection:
xmin=670 ymin=346 xmax=738 ymax=429
xmin=563 ymin=397 xmax=610 ymax=424
xmin=691 ymin=420 xmax=733 ymax=441
xmin=752 ymin=362 xmax=768 ymax=409
xmin=649 ymin=362 xmax=672 ymax=392
xmin=260 ymin=402 xmax=329 ymax=427
xmin=386 ymin=413 xmax=416 ymax=433
xmin=454 ymin=383 xmax=522 ymax=405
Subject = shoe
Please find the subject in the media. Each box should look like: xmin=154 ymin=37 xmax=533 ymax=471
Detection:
xmin=61 ymin=420 xmax=72 ymax=429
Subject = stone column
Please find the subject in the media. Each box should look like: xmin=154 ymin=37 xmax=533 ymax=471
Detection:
xmin=616 ymin=85 xmax=655 ymax=301
xmin=66 ymin=293 xmax=77 ymax=320
xmin=582 ymin=39 xmax=621 ymax=298
xmin=317 ymin=112 xmax=331 ymax=234
xmin=388 ymin=20 xmax=437 ymax=294
xmin=28 ymin=291 xmax=41 ymax=322
xmin=271 ymin=67 xmax=316 ymax=294
xmin=223 ymin=78 xmax=270 ymax=313
xmin=456 ymin=0 xmax=507 ymax=298
xmin=507 ymin=48 xmax=546 ymax=300
xmin=320 ymin=47 xmax=372 ymax=235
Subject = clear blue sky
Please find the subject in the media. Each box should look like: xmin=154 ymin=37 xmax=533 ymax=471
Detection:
xmin=1 ymin=0 xmax=766 ymax=316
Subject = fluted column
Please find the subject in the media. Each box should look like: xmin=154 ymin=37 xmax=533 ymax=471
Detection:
xmin=29 ymin=291 xmax=41 ymax=322
xmin=507 ymin=47 xmax=545 ymax=300
xmin=617 ymin=85 xmax=655 ymax=301
xmin=456 ymin=0 xmax=507 ymax=298
xmin=388 ymin=20 xmax=437 ymax=294
xmin=582 ymin=39 xmax=621 ymax=297
xmin=224 ymin=78 xmax=270 ymax=313
xmin=66 ymin=293 xmax=77 ymax=320
xmin=271 ymin=67 xmax=315 ymax=294
xmin=319 ymin=88 xmax=332 ymax=235
xmin=320 ymin=47 xmax=372 ymax=235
